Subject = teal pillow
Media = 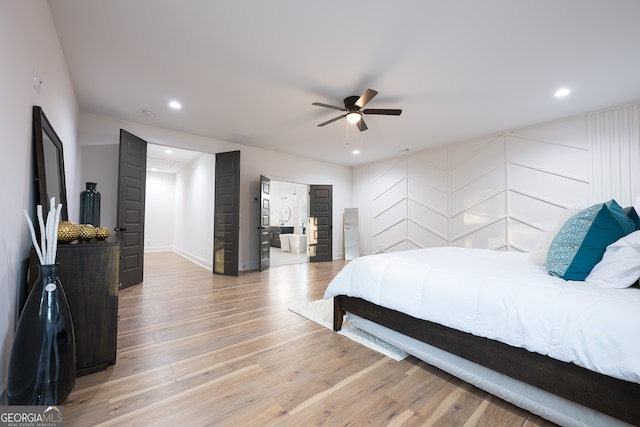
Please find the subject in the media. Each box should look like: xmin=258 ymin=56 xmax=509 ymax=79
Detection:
xmin=547 ymin=200 xmax=635 ymax=280
xmin=624 ymin=206 xmax=640 ymax=230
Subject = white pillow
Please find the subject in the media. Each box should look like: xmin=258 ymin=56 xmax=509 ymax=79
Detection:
xmin=585 ymin=230 xmax=640 ymax=288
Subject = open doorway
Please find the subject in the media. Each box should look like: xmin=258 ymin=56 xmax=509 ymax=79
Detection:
xmin=269 ymin=180 xmax=309 ymax=267
xmin=144 ymin=143 xmax=216 ymax=270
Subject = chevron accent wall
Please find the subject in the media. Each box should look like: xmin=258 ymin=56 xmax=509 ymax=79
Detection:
xmin=353 ymin=103 xmax=640 ymax=256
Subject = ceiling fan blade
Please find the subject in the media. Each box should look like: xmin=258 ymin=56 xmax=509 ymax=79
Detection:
xmin=317 ymin=114 xmax=345 ymax=127
xmin=355 ymin=89 xmax=378 ymax=108
xmin=362 ymin=108 xmax=402 ymax=116
xmin=312 ymin=102 xmax=346 ymax=111
xmin=357 ymin=118 xmax=368 ymax=132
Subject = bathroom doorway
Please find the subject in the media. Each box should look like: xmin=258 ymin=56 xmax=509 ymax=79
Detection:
xmin=268 ymin=180 xmax=310 ymax=267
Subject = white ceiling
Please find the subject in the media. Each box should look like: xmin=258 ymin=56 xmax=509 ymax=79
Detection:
xmin=48 ymin=0 xmax=640 ymax=166
xmin=146 ymin=143 xmax=203 ymax=174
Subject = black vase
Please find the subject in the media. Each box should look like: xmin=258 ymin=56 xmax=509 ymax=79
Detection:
xmin=79 ymin=182 xmax=101 ymax=227
xmin=8 ymin=264 xmax=76 ymax=405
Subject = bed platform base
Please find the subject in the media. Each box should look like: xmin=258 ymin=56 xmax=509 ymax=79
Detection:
xmin=333 ymin=295 xmax=640 ymax=426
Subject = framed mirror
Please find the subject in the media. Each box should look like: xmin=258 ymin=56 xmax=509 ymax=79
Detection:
xmin=33 ymin=106 xmax=68 ymax=220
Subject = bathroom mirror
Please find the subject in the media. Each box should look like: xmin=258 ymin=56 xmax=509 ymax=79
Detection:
xmin=33 ymin=106 xmax=68 ymax=220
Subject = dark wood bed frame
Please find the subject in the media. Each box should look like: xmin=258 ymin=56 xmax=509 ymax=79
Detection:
xmin=333 ymin=295 xmax=640 ymax=426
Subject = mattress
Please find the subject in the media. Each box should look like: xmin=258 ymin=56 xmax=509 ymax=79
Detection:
xmin=324 ymin=247 xmax=640 ymax=383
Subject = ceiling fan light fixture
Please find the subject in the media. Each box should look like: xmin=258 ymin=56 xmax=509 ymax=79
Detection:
xmin=313 ymin=89 xmax=401 ymax=131
xmin=346 ymin=112 xmax=361 ymax=124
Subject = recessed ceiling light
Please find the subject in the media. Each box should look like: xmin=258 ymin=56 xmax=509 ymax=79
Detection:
xmin=142 ymin=109 xmax=155 ymax=116
xmin=168 ymin=100 xmax=182 ymax=109
xmin=554 ymin=88 xmax=571 ymax=97
xmin=164 ymin=149 xmax=173 ymax=154
xmin=352 ymin=150 xmax=360 ymax=155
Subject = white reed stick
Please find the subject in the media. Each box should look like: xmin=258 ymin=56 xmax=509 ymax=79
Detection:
xmin=45 ymin=209 xmax=53 ymax=264
xmin=52 ymin=204 xmax=62 ymax=263
xmin=47 ymin=197 xmax=55 ymax=264
xmin=23 ymin=211 xmax=44 ymax=265
xmin=24 ymin=198 xmax=63 ymax=266
xmin=37 ymin=205 xmax=46 ymax=260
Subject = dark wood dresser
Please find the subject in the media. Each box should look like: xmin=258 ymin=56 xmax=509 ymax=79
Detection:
xmin=29 ymin=239 xmax=120 ymax=376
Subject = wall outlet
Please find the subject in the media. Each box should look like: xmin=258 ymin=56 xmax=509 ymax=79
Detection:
xmin=33 ymin=70 xmax=41 ymax=93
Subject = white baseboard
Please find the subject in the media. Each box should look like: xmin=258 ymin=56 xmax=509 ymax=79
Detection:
xmin=145 ymin=247 xmax=213 ymax=271
xmin=172 ymin=248 xmax=213 ymax=271
xmin=144 ymin=246 xmax=173 ymax=253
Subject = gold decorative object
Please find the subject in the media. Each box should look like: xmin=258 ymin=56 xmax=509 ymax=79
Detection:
xmin=95 ymin=227 xmax=110 ymax=240
xmin=78 ymin=224 xmax=96 ymax=241
xmin=57 ymin=221 xmax=79 ymax=243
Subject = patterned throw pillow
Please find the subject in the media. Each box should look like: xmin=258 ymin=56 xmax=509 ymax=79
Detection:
xmin=546 ymin=200 xmax=635 ymax=281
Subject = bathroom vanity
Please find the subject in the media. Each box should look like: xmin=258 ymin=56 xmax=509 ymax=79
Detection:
xmin=269 ymin=226 xmax=294 ymax=248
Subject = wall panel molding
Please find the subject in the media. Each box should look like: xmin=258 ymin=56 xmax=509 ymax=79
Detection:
xmin=353 ymin=102 xmax=640 ymax=256
xmin=589 ymin=103 xmax=640 ymax=206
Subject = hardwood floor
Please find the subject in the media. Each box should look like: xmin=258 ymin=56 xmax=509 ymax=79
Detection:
xmin=63 ymin=252 xmax=556 ymax=426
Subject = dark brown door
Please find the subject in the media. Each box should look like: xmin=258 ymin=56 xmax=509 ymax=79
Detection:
xmin=309 ymin=185 xmax=332 ymax=262
xmin=259 ymin=175 xmax=271 ymax=271
xmin=116 ymin=129 xmax=147 ymax=288
xmin=213 ymin=151 xmax=240 ymax=275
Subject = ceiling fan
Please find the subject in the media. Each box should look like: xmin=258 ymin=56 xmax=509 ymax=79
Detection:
xmin=312 ymin=88 xmax=402 ymax=131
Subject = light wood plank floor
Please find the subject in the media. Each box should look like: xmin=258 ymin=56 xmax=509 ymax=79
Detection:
xmin=63 ymin=252 xmax=556 ymax=426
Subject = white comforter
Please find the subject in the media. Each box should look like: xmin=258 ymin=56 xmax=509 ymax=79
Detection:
xmin=324 ymin=247 xmax=640 ymax=383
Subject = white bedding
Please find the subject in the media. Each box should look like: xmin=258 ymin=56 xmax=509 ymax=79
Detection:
xmin=323 ymin=247 xmax=640 ymax=383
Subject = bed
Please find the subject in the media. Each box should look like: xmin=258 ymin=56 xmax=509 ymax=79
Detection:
xmin=324 ymin=201 xmax=640 ymax=427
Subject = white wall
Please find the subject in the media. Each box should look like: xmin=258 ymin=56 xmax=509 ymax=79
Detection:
xmin=78 ymin=144 xmax=118 ymax=228
xmin=173 ymin=153 xmax=215 ymax=268
xmin=270 ymin=181 xmax=308 ymax=234
xmin=354 ymin=103 xmax=640 ymax=256
xmin=145 ymin=171 xmax=176 ymax=252
xmin=78 ymin=112 xmax=352 ymax=270
xmin=0 ymin=1 xmax=79 ymax=399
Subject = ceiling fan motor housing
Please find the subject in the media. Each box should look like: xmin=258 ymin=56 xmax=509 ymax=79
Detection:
xmin=344 ymin=95 xmax=360 ymax=112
